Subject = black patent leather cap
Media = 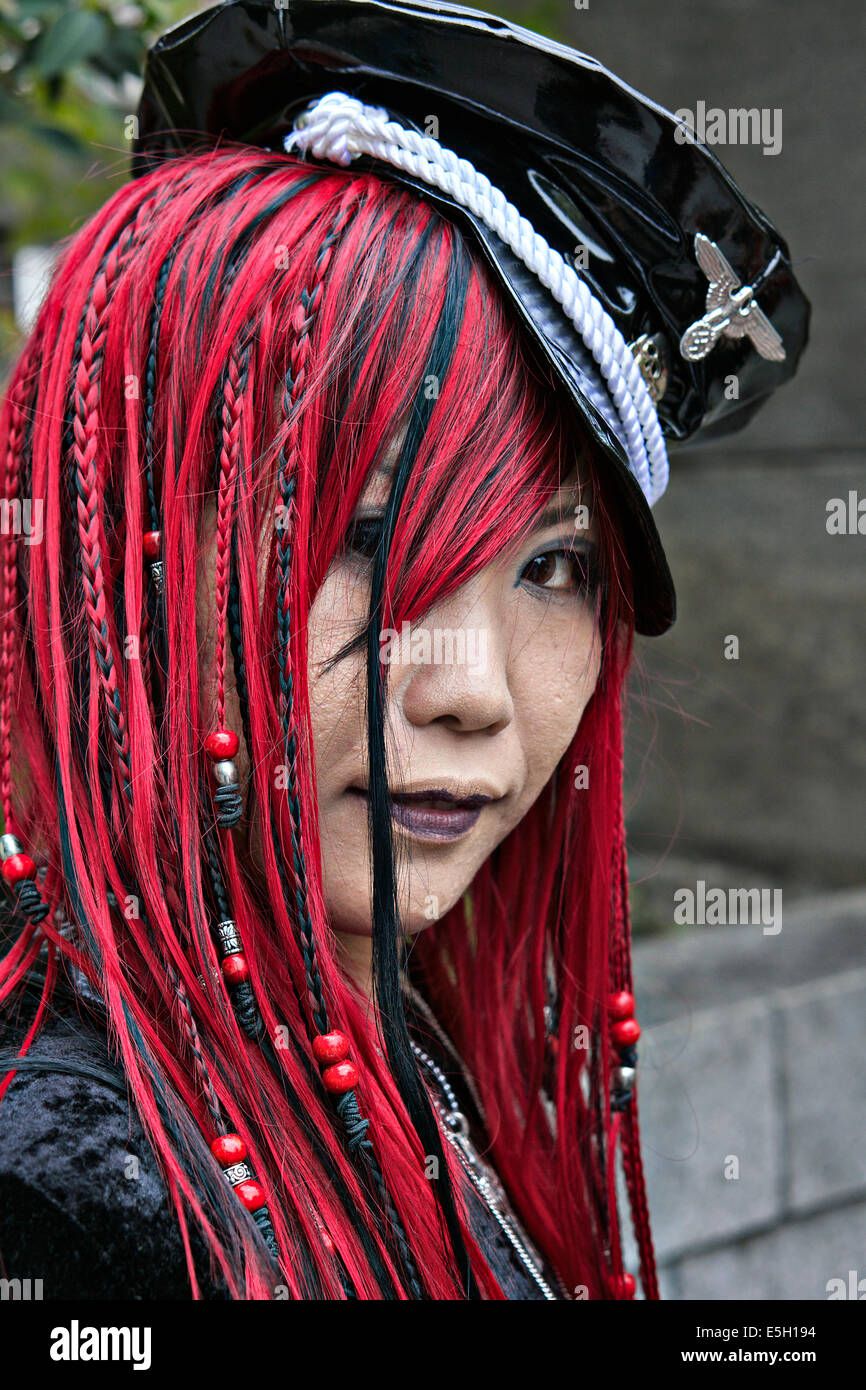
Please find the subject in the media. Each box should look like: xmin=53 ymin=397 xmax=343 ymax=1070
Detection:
xmin=132 ymin=0 xmax=811 ymax=636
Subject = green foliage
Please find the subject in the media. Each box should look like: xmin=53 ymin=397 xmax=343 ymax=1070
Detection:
xmin=0 ymin=2 xmax=190 ymax=244
xmin=0 ymin=0 xmax=570 ymax=250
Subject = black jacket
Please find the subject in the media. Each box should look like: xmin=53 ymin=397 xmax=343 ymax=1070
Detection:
xmin=0 ymin=1006 xmax=559 ymax=1300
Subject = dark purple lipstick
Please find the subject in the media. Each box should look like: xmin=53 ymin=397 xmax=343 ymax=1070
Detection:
xmin=347 ymin=784 xmax=495 ymax=842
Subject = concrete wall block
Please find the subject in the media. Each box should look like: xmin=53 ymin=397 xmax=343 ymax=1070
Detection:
xmin=667 ymin=1200 xmax=866 ymax=1300
xmin=782 ymin=974 xmax=866 ymax=1210
xmin=631 ymin=998 xmax=782 ymax=1261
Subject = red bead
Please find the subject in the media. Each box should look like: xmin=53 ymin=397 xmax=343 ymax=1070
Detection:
xmin=614 ymin=1272 xmax=636 ymax=1299
xmin=611 ymin=1017 xmax=641 ymax=1049
xmin=608 ymin=990 xmax=636 ymax=1021
xmin=142 ymin=530 xmax=161 ymax=558
xmin=234 ymin=1180 xmax=267 ymax=1212
xmin=221 ymin=953 xmax=249 ymax=985
xmin=1 ymin=853 xmax=36 ymax=884
xmin=312 ymin=1031 xmax=350 ymax=1065
xmin=322 ymin=1060 xmax=359 ymax=1094
xmin=204 ymin=728 xmax=239 ymax=761
xmin=211 ymin=1132 xmax=246 ymax=1166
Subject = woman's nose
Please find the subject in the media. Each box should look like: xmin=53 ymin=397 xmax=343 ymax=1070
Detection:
xmin=390 ymin=574 xmax=514 ymax=734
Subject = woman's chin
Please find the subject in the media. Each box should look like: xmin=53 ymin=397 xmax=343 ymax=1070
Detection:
xmin=326 ymin=887 xmax=463 ymax=939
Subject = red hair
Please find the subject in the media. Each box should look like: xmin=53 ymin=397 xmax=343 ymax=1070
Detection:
xmin=0 ymin=146 xmax=657 ymax=1299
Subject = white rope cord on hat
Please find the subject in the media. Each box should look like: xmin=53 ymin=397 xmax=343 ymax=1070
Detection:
xmin=284 ymin=91 xmax=669 ymax=506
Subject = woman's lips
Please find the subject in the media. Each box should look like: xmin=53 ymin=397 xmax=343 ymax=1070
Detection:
xmin=347 ymin=786 xmax=493 ymax=842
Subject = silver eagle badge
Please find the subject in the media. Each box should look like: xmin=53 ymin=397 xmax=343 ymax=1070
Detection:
xmin=679 ymin=233 xmax=786 ymax=363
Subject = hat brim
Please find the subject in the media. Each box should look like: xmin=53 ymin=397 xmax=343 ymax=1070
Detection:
xmin=358 ymin=167 xmax=677 ymax=635
xmin=132 ymin=0 xmax=809 ymax=635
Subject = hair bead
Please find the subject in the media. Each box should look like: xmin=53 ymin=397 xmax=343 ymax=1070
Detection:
xmin=211 ymin=1133 xmax=247 ymax=1166
xmin=608 ymin=989 xmax=635 ymax=1020
xmin=610 ymin=996 xmax=641 ymax=1109
xmin=210 ymin=1133 xmax=276 ymax=1235
xmin=212 ymin=760 xmax=239 ymax=788
xmin=235 ymin=1180 xmax=268 ymax=1213
xmin=312 ymin=1031 xmax=350 ymax=1065
xmin=611 ymin=1017 xmax=641 ymax=1050
xmin=0 ymin=833 xmax=49 ymax=923
xmin=322 ymin=1061 xmax=360 ymax=1095
xmin=221 ymin=954 xmax=249 ymax=986
xmin=1 ymin=850 xmax=36 ymax=884
xmin=205 ymin=729 xmax=239 ymax=761
xmin=143 ymin=528 xmax=164 ymax=592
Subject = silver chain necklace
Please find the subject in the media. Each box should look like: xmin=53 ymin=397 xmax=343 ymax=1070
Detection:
xmin=408 ymin=1033 xmax=563 ymax=1301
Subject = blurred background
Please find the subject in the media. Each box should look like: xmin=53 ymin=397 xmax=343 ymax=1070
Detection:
xmin=1 ymin=0 xmax=863 ymax=1300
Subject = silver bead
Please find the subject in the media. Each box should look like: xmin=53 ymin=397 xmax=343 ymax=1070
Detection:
xmin=149 ymin=560 xmax=164 ymax=594
xmin=612 ymin=1066 xmax=636 ymax=1091
xmin=217 ymin=919 xmax=242 ymax=956
xmin=212 ymin=759 xmax=238 ymax=787
xmin=0 ymin=833 xmax=23 ymax=860
xmin=223 ymin=1161 xmax=252 ymax=1187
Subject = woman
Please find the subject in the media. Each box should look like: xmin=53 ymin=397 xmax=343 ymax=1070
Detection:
xmin=0 ymin=0 xmax=808 ymax=1301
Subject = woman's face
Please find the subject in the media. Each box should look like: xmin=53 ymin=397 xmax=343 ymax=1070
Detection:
xmin=199 ymin=437 xmax=603 ymax=986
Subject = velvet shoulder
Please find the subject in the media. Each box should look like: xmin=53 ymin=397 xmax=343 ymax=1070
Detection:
xmin=0 ymin=1010 xmax=226 ymax=1299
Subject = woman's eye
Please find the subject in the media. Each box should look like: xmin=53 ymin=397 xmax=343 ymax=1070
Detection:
xmin=345 ymin=517 xmax=384 ymax=560
xmin=520 ymin=547 xmax=594 ymax=596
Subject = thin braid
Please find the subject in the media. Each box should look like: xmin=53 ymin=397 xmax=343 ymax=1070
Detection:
xmin=174 ymin=974 xmax=224 ymax=1134
xmin=67 ymin=210 xmax=224 ymax=1100
xmin=215 ymin=347 xmax=249 ymax=726
xmin=0 ymin=346 xmax=39 ymax=827
xmin=225 ymin=545 xmax=313 ymax=1041
xmin=135 ymin=198 xmax=290 ymax=1272
xmin=0 ymin=338 xmax=50 ymax=924
xmin=224 ymin=559 xmax=401 ymax=1300
xmin=63 ymin=204 xmax=284 ymax=1272
xmin=226 ymin=541 xmax=252 ymax=756
xmin=200 ymin=177 xmax=280 ymax=832
xmin=200 ymin=816 xmax=265 ymax=1042
xmin=137 ymin=566 xmax=162 ymax=736
xmin=140 ymin=245 xmax=178 ymax=736
xmin=609 ymin=713 xmax=660 ymax=1299
xmin=273 ymin=206 xmax=425 ymax=1298
xmin=275 ymin=277 xmax=338 ymax=1038
xmin=144 ymin=252 xmax=174 ymax=532
xmin=207 ymin=344 xmax=250 ymax=829
xmin=614 ymin=800 xmax=660 ymax=1299
xmin=69 ymin=203 xmax=228 ymax=1132
xmin=70 ymin=205 xmax=158 ymax=804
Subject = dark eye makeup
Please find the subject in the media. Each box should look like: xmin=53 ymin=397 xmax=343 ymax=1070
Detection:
xmin=517 ymin=541 xmax=598 ymax=598
xmin=344 ymin=516 xmax=385 ymax=561
xmin=343 ymin=513 xmax=599 ymax=600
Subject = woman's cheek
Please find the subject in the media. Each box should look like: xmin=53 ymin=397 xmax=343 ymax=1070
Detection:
xmin=508 ymin=616 xmax=601 ymax=805
xmin=306 ymin=566 xmax=369 ymax=801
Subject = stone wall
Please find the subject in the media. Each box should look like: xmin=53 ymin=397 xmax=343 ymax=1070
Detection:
xmin=620 ymin=892 xmax=866 ymax=1299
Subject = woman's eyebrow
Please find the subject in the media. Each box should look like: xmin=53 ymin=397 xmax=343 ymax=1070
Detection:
xmin=532 ymin=502 xmax=594 ymax=533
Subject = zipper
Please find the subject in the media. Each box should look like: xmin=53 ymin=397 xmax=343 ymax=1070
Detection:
xmin=410 ymin=1037 xmax=565 ymax=1301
